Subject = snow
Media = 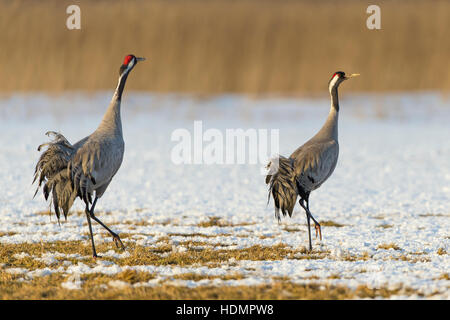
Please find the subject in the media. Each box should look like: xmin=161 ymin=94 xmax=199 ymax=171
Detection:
xmin=0 ymin=91 xmax=449 ymax=299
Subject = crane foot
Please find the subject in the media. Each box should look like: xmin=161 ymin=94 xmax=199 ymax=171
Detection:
xmin=314 ymin=223 xmax=322 ymax=241
xmin=113 ymin=235 xmax=125 ymax=250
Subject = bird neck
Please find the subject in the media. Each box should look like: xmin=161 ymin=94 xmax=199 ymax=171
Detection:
xmin=330 ymin=86 xmax=339 ymax=112
xmin=98 ymin=73 xmax=129 ymax=136
xmin=114 ymin=72 xmax=129 ymax=101
xmin=326 ymin=86 xmax=340 ymax=139
xmin=315 ymin=87 xmax=339 ymax=141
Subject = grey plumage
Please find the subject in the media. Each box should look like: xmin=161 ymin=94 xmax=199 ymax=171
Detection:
xmin=265 ymin=156 xmax=297 ymax=221
xmin=266 ymin=71 xmax=359 ymax=250
xmin=33 ymin=54 xmax=145 ymax=257
xmin=33 ymin=131 xmax=78 ymax=221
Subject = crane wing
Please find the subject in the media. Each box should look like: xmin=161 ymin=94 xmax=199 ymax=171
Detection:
xmin=68 ymin=136 xmax=124 ymax=202
xmin=290 ymin=140 xmax=339 ymax=190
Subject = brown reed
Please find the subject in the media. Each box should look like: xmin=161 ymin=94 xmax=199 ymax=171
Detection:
xmin=0 ymin=0 xmax=449 ymax=94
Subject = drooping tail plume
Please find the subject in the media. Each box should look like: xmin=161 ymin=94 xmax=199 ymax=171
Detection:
xmin=33 ymin=131 xmax=77 ymax=221
xmin=266 ymin=156 xmax=298 ymax=222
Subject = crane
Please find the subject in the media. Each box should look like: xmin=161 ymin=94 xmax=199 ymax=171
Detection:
xmin=266 ymin=71 xmax=359 ymax=251
xmin=33 ymin=54 xmax=145 ymax=258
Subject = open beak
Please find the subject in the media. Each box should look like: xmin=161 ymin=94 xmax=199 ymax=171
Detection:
xmin=136 ymin=57 xmax=146 ymax=62
xmin=345 ymin=73 xmax=360 ymax=80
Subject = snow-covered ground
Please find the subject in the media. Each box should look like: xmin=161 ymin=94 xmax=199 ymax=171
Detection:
xmin=0 ymin=91 xmax=449 ymax=298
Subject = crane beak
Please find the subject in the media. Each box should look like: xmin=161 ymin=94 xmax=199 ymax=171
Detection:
xmin=136 ymin=57 xmax=146 ymax=62
xmin=345 ymin=73 xmax=360 ymax=80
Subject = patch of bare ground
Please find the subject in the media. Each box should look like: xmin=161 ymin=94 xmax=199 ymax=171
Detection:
xmin=436 ymin=273 xmax=449 ymax=280
xmin=389 ymin=255 xmax=431 ymax=263
xmin=0 ymin=241 xmax=438 ymax=299
xmin=167 ymin=232 xmax=231 ymax=238
xmin=0 ymin=241 xmax=121 ymax=270
xmin=320 ymin=221 xmax=346 ymax=228
xmin=418 ymin=213 xmax=448 ymax=217
xmin=172 ymin=273 xmax=244 ymax=281
xmin=117 ymin=243 xmax=313 ymax=267
xmin=339 ymin=251 xmax=372 ymax=262
xmin=377 ymin=224 xmax=393 ymax=229
xmin=0 ymin=231 xmax=17 ymax=237
xmin=258 ymin=235 xmax=276 ymax=240
xmin=377 ymin=243 xmax=402 ymax=251
xmin=0 ymin=241 xmax=327 ymax=271
xmin=283 ymin=226 xmax=303 ymax=233
xmin=0 ymin=272 xmax=424 ymax=299
xmin=283 ymin=220 xmax=345 ymax=232
xmin=197 ymin=217 xmax=255 ymax=228
xmin=119 ymin=219 xmax=173 ymax=227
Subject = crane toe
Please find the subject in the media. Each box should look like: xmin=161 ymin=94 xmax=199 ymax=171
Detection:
xmin=315 ymin=223 xmax=322 ymax=241
xmin=113 ymin=235 xmax=125 ymax=250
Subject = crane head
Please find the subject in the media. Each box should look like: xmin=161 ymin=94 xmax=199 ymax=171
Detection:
xmin=328 ymin=71 xmax=359 ymax=91
xmin=119 ymin=54 xmax=146 ymax=76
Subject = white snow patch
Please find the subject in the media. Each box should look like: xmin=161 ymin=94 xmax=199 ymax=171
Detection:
xmin=0 ymin=92 xmax=449 ymax=299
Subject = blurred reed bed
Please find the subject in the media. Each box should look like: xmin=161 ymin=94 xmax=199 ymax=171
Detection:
xmin=0 ymin=0 xmax=449 ymax=94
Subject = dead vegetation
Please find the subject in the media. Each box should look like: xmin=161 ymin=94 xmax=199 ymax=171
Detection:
xmin=377 ymin=243 xmax=402 ymax=251
xmin=0 ymin=271 xmax=422 ymax=300
xmin=377 ymin=224 xmax=393 ymax=229
xmin=1 ymin=0 xmax=449 ymax=94
xmin=320 ymin=220 xmax=346 ymax=228
xmin=1 ymin=212 xmax=446 ymax=299
xmin=196 ymin=216 xmax=255 ymax=228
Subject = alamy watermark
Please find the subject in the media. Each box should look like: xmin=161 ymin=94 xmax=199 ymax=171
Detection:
xmin=66 ymin=5 xmax=81 ymax=30
xmin=171 ymin=121 xmax=279 ymax=174
xmin=366 ymin=5 xmax=381 ymax=30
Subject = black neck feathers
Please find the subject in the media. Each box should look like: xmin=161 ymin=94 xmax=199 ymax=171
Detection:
xmin=116 ymin=72 xmax=129 ymax=101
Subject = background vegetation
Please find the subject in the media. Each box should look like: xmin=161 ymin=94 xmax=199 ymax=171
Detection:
xmin=1 ymin=0 xmax=449 ymax=94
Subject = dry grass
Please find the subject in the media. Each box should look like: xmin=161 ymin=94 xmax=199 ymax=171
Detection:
xmin=339 ymin=251 xmax=372 ymax=262
xmin=196 ymin=216 xmax=255 ymax=228
xmin=436 ymin=273 xmax=449 ymax=281
xmin=168 ymin=232 xmax=230 ymax=238
xmin=418 ymin=213 xmax=448 ymax=217
xmin=1 ymin=0 xmax=449 ymax=94
xmin=280 ymin=219 xmax=345 ymax=232
xmin=283 ymin=226 xmax=303 ymax=233
xmin=0 ymin=271 xmax=419 ymax=299
xmin=320 ymin=220 xmax=346 ymax=228
xmin=0 ymin=238 xmax=439 ymax=299
xmin=172 ymin=272 xmax=244 ymax=281
xmin=377 ymin=224 xmax=393 ymax=229
xmin=0 ymin=240 xmax=343 ymax=299
xmin=0 ymin=231 xmax=17 ymax=237
xmin=0 ymin=211 xmax=444 ymax=300
xmin=0 ymin=241 xmax=325 ymax=270
xmin=377 ymin=243 xmax=402 ymax=251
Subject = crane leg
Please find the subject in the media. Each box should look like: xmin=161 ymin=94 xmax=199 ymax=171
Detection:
xmin=84 ymin=203 xmax=98 ymax=258
xmin=306 ymin=200 xmax=322 ymax=241
xmin=306 ymin=211 xmax=313 ymax=251
xmin=88 ymin=197 xmax=125 ymax=250
xmin=299 ymin=199 xmax=313 ymax=251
